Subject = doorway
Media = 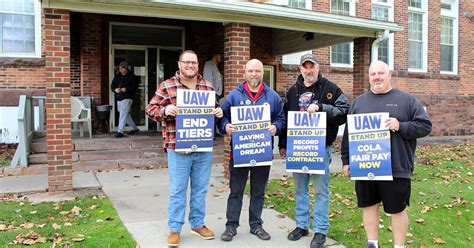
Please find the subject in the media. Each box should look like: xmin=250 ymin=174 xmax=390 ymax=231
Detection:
xmin=109 ymin=23 xmax=184 ymax=132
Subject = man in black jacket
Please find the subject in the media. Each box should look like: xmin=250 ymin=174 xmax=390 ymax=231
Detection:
xmin=279 ymin=54 xmax=349 ymax=248
xmin=111 ymin=61 xmax=140 ymax=138
xmin=341 ymin=60 xmax=432 ymax=248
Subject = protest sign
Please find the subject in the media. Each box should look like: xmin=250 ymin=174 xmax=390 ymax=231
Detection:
xmin=231 ymin=104 xmax=272 ymax=167
xmin=286 ymin=111 xmax=327 ymax=174
xmin=347 ymin=112 xmax=392 ymax=180
xmin=175 ymin=89 xmax=215 ymax=152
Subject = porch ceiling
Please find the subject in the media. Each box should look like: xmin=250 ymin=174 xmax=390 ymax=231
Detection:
xmin=44 ymin=0 xmax=403 ymax=55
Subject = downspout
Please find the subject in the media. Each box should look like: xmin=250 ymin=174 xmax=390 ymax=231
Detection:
xmin=371 ymin=29 xmax=389 ymax=63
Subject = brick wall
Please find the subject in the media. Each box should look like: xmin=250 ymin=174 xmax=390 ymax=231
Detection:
xmin=44 ymin=9 xmax=73 ymax=192
xmin=223 ymin=23 xmax=251 ymax=178
xmin=80 ymin=14 xmax=102 ymax=105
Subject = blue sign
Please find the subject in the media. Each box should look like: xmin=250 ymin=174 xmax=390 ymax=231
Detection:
xmin=285 ymin=111 xmax=327 ymax=174
xmin=347 ymin=112 xmax=392 ymax=180
xmin=175 ymin=89 xmax=215 ymax=152
xmin=231 ymin=105 xmax=272 ymax=167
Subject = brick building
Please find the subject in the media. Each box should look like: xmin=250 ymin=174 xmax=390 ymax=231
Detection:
xmin=0 ymin=0 xmax=472 ymax=191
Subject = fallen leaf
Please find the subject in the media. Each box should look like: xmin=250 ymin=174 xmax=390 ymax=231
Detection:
xmin=72 ymin=234 xmax=85 ymax=242
xmin=96 ymin=219 xmax=104 ymax=223
xmin=456 ymin=211 xmax=463 ymax=217
xmin=36 ymin=224 xmax=46 ymax=228
xmin=70 ymin=206 xmax=82 ymax=216
xmin=88 ymin=205 xmax=97 ymax=210
xmin=47 ymin=215 xmax=55 ymax=221
xmin=20 ymin=222 xmax=35 ymax=229
xmin=64 ymin=222 xmax=72 ymax=227
xmin=52 ymin=223 xmax=61 ymax=230
xmin=276 ymin=214 xmax=285 ymax=219
xmin=29 ymin=210 xmax=37 ymax=214
xmin=415 ymin=218 xmax=425 ymax=224
xmin=105 ymin=217 xmax=114 ymax=221
xmin=406 ymin=232 xmax=413 ymax=237
xmin=433 ymin=237 xmax=446 ymax=244
xmin=59 ymin=211 xmax=70 ymax=216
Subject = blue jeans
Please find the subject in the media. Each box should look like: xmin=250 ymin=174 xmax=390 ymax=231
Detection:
xmin=167 ymin=149 xmax=213 ymax=232
xmin=293 ymin=146 xmax=332 ymax=235
xmin=226 ymin=159 xmax=270 ymax=230
xmin=117 ymin=99 xmax=137 ymax=133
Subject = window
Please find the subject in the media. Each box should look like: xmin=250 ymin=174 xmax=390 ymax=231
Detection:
xmin=330 ymin=0 xmax=355 ymax=67
xmin=0 ymin=0 xmax=40 ymax=58
xmin=281 ymin=0 xmax=312 ymax=64
xmin=408 ymin=0 xmax=427 ymax=71
xmin=440 ymin=0 xmax=458 ymax=74
xmin=372 ymin=0 xmax=394 ymax=68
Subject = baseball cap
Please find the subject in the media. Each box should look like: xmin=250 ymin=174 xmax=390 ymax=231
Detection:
xmin=119 ymin=61 xmax=129 ymax=68
xmin=300 ymin=54 xmax=318 ymax=65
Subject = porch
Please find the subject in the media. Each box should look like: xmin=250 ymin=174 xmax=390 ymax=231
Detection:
xmin=3 ymin=132 xmax=225 ymax=177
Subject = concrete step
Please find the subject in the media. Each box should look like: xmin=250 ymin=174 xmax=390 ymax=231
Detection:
xmin=77 ymin=148 xmax=166 ymax=161
xmin=28 ymin=152 xmax=80 ymax=165
xmin=73 ymin=157 xmax=169 ymax=171
xmin=73 ymin=135 xmax=163 ymax=151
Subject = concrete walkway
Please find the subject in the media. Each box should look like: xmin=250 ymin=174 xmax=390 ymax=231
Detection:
xmin=96 ymin=157 xmax=344 ymax=248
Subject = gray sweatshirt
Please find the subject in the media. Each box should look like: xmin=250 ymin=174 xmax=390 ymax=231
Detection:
xmin=341 ymin=89 xmax=432 ymax=179
xmin=203 ymin=60 xmax=223 ymax=97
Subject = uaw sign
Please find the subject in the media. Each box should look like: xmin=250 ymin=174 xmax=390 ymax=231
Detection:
xmin=175 ymin=89 xmax=215 ymax=152
xmin=231 ymin=104 xmax=272 ymax=167
xmin=347 ymin=112 xmax=392 ymax=180
xmin=285 ymin=111 xmax=327 ymax=174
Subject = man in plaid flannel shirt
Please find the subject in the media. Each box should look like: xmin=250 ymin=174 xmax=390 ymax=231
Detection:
xmin=145 ymin=50 xmax=223 ymax=247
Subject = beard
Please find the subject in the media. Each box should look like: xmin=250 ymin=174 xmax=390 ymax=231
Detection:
xmin=180 ymin=67 xmax=197 ymax=79
xmin=248 ymin=79 xmax=260 ymax=88
xmin=302 ymin=73 xmax=316 ymax=85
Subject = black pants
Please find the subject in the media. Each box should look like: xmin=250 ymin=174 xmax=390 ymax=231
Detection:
xmin=225 ymin=159 xmax=271 ymax=229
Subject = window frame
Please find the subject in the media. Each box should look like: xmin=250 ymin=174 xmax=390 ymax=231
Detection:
xmin=407 ymin=0 xmax=428 ymax=72
xmin=330 ymin=0 xmax=355 ymax=68
xmin=371 ymin=0 xmax=394 ymax=70
xmin=440 ymin=0 xmax=458 ymax=75
xmin=0 ymin=0 xmax=41 ymax=58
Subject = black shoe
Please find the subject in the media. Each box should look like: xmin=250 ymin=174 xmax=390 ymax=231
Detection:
xmin=250 ymin=226 xmax=271 ymax=240
xmin=221 ymin=227 xmax=237 ymax=242
xmin=310 ymin=233 xmax=326 ymax=248
xmin=115 ymin=132 xmax=124 ymax=138
xmin=287 ymin=227 xmax=309 ymax=241
xmin=128 ymin=129 xmax=140 ymax=135
xmin=366 ymin=242 xmax=377 ymax=248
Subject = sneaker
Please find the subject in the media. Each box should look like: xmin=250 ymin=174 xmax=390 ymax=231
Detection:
xmin=366 ymin=242 xmax=377 ymax=248
xmin=167 ymin=232 xmax=180 ymax=247
xmin=221 ymin=226 xmax=237 ymax=242
xmin=115 ymin=132 xmax=124 ymax=138
xmin=287 ymin=227 xmax=309 ymax=241
xmin=310 ymin=233 xmax=326 ymax=248
xmin=128 ymin=129 xmax=140 ymax=135
xmin=250 ymin=226 xmax=271 ymax=240
xmin=190 ymin=225 xmax=214 ymax=240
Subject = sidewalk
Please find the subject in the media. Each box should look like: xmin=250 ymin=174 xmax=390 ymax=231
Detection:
xmin=96 ymin=157 xmax=344 ymax=248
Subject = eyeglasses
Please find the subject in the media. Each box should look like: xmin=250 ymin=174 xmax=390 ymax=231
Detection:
xmin=179 ymin=61 xmax=198 ymax=65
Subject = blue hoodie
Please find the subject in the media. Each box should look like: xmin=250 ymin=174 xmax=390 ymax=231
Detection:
xmin=219 ymin=81 xmax=286 ymax=150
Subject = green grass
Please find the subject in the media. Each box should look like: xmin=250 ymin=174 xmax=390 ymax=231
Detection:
xmin=264 ymin=143 xmax=474 ymax=247
xmin=0 ymin=195 xmax=136 ymax=247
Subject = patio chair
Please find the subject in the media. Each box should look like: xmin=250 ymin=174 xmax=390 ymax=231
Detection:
xmin=71 ymin=97 xmax=92 ymax=138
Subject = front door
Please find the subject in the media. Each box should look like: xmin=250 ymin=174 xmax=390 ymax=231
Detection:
xmin=111 ymin=47 xmax=148 ymax=131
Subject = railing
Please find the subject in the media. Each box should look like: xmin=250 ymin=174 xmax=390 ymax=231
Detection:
xmin=10 ymin=95 xmax=46 ymax=168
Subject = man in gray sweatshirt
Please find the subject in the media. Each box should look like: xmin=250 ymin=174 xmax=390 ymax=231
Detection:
xmin=341 ymin=60 xmax=432 ymax=248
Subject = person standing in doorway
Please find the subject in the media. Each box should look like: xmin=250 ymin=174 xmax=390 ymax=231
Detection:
xmin=111 ymin=61 xmax=140 ymax=138
xmin=203 ymin=53 xmax=224 ymax=137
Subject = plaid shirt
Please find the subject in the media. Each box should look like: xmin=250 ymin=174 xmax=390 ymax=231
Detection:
xmin=145 ymin=71 xmax=215 ymax=150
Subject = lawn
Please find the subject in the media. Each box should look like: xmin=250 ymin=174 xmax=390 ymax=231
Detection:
xmin=0 ymin=195 xmax=136 ymax=247
xmin=264 ymin=143 xmax=474 ymax=247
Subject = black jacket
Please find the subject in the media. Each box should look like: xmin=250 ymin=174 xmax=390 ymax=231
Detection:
xmin=278 ymin=74 xmax=349 ymax=148
xmin=110 ymin=72 xmax=139 ymax=101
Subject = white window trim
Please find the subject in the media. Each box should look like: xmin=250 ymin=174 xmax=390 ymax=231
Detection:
xmin=281 ymin=0 xmax=312 ymax=65
xmin=330 ymin=0 xmax=355 ymax=68
xmin=372 ymin=0 xmax=394 ymax=70
xmin=0 ymin=0 xmax=42 ymax=58
xmin=440 ymin=0 xmax=458 ymax=75
xmin=408 ymin=0 xmax=428 ymax=72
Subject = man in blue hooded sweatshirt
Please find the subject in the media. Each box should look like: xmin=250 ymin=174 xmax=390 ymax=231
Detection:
xmin=219 ymin=59 xmax=285 ymax=242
